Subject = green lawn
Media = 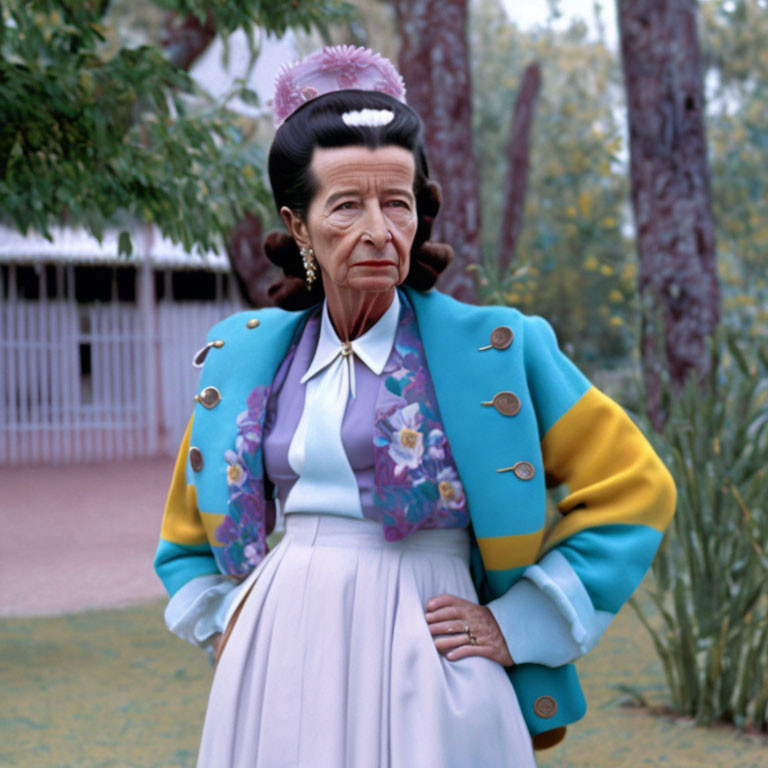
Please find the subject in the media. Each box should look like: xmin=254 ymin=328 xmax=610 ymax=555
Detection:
xmin=1 ymin=604 xmax=209 ymax=768
xmin=1 ymin=599 xmax=766 ymax=767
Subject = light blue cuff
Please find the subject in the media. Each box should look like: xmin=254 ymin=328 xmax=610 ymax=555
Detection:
xmin=163 ymin=573 xmax=249 ymax=651
xmin=486 ymin=550 xmax=614 ymax=667
xmin=487 ymin=578 xmax=582 ymax=667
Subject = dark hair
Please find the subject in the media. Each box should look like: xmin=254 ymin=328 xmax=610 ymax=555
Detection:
xmin=269 ymin=89 xmax=429 ymax=218
xmin=265 ymin=89 xmax=450 ymax=308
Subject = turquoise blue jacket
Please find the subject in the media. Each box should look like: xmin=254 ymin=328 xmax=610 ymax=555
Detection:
xmin=155 ymin=286 xmax=676 ymax=741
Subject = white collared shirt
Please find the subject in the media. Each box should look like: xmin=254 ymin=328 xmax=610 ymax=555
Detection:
xmin=299 ymin=290 xmax=401 ymax=394
xmin=283 ymin=291 xmax=401 ymax=518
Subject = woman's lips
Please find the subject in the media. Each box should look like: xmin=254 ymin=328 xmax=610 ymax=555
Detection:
xmin=354 ymin=260 xmax=397 ymax=267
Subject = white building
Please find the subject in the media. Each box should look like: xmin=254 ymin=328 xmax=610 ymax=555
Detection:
xmin=0 ymin=225 xmax=242 ymax=465
xmin=0 ymin=32 xmax=301 ymax=466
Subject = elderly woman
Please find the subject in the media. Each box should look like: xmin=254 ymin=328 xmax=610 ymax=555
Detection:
xmin=154 ymin=46 xmax=675 ymax=767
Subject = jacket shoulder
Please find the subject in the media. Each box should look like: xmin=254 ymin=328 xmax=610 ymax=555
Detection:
xmin=405 ymin=287 xmax=559 ymax=344
xmin=194 ymin=304 xmax=313 ymax=385
xmin=404 ymin=286 xmax=531 ymax=335
xmin=205 ymin=306 xmax=308 ymax=346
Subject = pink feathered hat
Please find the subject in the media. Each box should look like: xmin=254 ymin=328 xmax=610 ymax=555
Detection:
xmin=272 ymin=45 xmax=407 ymax=129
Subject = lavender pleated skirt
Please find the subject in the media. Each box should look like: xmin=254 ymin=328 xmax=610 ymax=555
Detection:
xmin=197 ymin=514 xmax=536 ymax=768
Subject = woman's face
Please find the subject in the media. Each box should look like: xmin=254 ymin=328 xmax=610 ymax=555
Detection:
xmin=281 ymin=145 xmax=418 ymax=295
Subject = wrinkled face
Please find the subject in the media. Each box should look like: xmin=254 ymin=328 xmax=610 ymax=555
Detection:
xmin=283 ymin=145 xmax=418 ymax=294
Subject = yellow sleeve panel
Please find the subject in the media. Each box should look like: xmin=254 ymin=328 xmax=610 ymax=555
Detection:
xmin=477 ymin=529 xmax=545 ymax=571
xmin=159 ymin=415 xmax=209 ymax=547
xmin=540 ymin=386 xmax=676 ymax=552
xmin=201 ymin=511 xmax=227 ymax=546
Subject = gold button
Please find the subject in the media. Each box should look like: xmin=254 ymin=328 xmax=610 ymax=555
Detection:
xmin=194 ymin=386 xmax=222 ymax=410
xmin=513 ymin=461 xmax=535 ymax=480
xmin=478 ymin=325 xmax=514 ymax=351
xmin=482 ymin=391 xmax=521 ymax=417
xmin=533 ymin=695 xmax=558 ymax=719
xmin=496 ymin=460 xmax=536 ymax=479
xmin=246 ymin=318 xmax=260 ymax=329
xmin=490 ymin=326 xmax=514 ymax=349
xmin=193 ymin=340 xmax=225 ymax=367
xmin=189 ymin=446 xmax=204 ymax=472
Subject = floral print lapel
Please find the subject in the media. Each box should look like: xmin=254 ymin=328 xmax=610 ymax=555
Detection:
xmin=213 ymin=317 xmax=311 ymax=577
xmin=372 ymin=297 xmax=470 ymax=540
xmin=214 ymin=384 xmax=272 ymax=577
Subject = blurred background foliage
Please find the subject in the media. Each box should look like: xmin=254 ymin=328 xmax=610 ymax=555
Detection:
xmin=469 ymin=0 xmax=766 ymax=373
xmin=0 ymin=0 xmax=353 ymax=253
xmin=471 ymin=0 xmax=631 ymax=369
xmin=632 ymin=333 xmax=768 ymax=732
xmin=702 ymin=0 xmax=768 ymax=344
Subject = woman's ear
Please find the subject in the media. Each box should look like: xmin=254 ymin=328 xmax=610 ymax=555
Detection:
xmin=279 ymin=206 xmax=311 ymax=250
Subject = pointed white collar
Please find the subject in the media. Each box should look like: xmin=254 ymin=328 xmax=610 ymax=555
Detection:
xmin=300 ymin=291 xmax=401 ymax=389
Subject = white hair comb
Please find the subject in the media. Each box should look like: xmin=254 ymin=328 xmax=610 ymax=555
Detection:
xmin=342 ymin=109 xmax=395 ymax=127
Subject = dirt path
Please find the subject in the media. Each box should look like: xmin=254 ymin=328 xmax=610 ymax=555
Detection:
xmin=0 ymin=458 xmax=174 ymax=617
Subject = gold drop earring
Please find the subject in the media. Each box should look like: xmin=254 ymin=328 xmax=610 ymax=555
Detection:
xmin=300 ymin=246 xmax=317 ymax=290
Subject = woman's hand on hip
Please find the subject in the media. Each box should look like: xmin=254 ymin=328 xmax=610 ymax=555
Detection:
xmin=424 ymin=593 xmax=515 ymax=667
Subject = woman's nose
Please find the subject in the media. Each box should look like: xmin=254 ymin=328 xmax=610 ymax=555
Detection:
xmin=361 ymin=203 xmax=392 ymax=248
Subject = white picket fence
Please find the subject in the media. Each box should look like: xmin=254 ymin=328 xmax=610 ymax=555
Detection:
xmin=0 ymin=298 xmax=241 ymax=465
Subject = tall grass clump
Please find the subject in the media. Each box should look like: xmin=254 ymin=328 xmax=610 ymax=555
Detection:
xmin=632 ymin=334 xmax=768 ymax=732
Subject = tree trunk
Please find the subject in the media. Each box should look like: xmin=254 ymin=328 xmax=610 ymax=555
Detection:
xmin=161 ymin=11 xmax=217 ymax=71
xmin=394 ymin=0 xmax=480 ymax=303
xmin=161 ymin=13 xmax=278 ymax=307
xmin=497 ymin=62 xmax=541 ymax=275
xmin=226 ymin=213 xmax=282 ymax=308
xmin=618 ymin=0 xmax=720 ymax=430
